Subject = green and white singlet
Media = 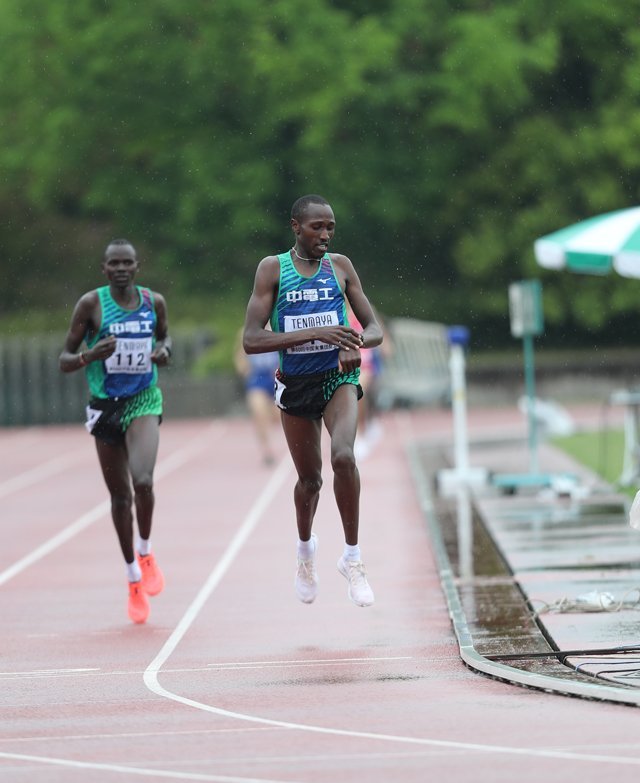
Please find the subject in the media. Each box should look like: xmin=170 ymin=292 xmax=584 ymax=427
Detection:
xmin=83 ymin=286 xmax=162 ymax=437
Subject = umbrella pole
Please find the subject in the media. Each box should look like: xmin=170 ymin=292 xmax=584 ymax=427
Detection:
xmin=493 ymin=280 xmax=577 ymax=493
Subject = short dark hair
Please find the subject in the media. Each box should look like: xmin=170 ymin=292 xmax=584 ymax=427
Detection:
xmin=291 ymin=194 xmax=330 ymax=222
xmin=104 ymin=238 xmax=135 ymax=257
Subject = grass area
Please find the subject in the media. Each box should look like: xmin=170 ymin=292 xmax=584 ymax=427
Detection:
xmin=551 ymin=428 xmax=628 ymax=490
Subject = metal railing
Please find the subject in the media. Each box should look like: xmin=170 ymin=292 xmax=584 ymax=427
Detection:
xmin=0 ymin=331 xmax=241 ymax=426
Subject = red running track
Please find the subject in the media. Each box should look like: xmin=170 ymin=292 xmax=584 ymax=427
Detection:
xmin=2 ymin=404 xmax=640 ymax=783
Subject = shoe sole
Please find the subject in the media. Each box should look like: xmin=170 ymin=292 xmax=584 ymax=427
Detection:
xmin=128 ymin=595 xmax=150 ymax=624
xmin=337 ymin=559 xmax=375 ymax=607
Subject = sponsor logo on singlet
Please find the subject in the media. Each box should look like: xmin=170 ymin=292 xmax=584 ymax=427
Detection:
xmin=285 ymin=288 xmax=334 ymax=303
xmin=108 ymin=320 xmax=154 ymax=335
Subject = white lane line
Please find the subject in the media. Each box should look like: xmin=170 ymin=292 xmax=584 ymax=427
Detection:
xmin=142 ymin=425 xmax=640 ymax=769
xmin=0 ymin=423 xmax=222 ymax=588
xmin=0 ymin=668 xmax=99 ymax=679
xmin=0 ymin=751 xmax=292 ymax=782
xmin=0 ymin=451 xmax=86 ymax=500
xmin=208 ymin=656 xmax=411 ymax=666
xmin=3 ymin=727 xmax=285 ymax=744
xmin=144 ymin=453 xmax=291 ymax=685
xmin=0 ymin=501 xmax=110 ymax=587
xmin=206 ymin=657 xmax=412 ymax=670
xmin=0 ymin=658 xmax=411 ymax=682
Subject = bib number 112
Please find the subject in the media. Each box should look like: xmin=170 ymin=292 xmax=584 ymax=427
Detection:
xmin=105 ymin=338 xmax=152 ymax=375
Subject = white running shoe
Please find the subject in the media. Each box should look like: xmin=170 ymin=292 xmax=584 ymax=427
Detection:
xmin=337 ymin=556 xmax=375 ymax=607
xmin=295 ymin=534 xmax=319 ymax=604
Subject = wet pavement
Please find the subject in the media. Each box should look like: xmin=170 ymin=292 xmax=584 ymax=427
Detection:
xmin=9 ymin=408 xmax=640 ymax=780
xmin=410 ymin=423 xmax=640 ymax=706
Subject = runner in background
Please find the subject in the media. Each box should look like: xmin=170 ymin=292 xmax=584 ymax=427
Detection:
xmin=234 ymin=326 xmax=280 ymax=466
xmin=347 ymin=304 xmax=388 ymax=460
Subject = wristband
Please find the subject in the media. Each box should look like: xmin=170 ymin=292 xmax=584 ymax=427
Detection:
xmin=78 ymin=352 xmax=88 ymax=367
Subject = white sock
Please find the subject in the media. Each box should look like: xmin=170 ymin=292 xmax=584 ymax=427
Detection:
xmin=126 ymin=559 xmax=142 ymax=583
xmin=343 ymin=544 xmax=361 ymax=562
xmin=138 ymin=537 xmax=151 ymax=556
xmin=297 ymin=536 xmax=316 ymax=559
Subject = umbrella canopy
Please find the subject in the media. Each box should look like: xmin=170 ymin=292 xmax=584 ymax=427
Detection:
xmin=534 ymin=206 xmax=640 ymax=278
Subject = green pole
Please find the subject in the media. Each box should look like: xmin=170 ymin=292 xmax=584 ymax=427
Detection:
xmin=523 ymin=333 xmax=538 ymax=474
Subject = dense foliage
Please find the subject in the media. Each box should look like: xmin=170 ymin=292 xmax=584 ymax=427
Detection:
xmin=2 ymin=0 xmax=640 ymax=350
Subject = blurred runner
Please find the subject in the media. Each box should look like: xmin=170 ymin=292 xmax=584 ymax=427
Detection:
xmin=346 ymin=304 xmax=387 ymax=460
xmin=234 ymin=326 xmax=280 ymax=466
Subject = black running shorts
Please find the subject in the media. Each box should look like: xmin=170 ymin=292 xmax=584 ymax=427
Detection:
xmin=274 ymin=367 xmax=362 ymax=420
xmin=85 ymin=386 xmax=163 ymax=445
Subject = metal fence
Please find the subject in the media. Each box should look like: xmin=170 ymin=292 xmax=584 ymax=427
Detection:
xmin=0 ymin=331 xmax=241 ymax=427
xmin=0 ymin=318 xmax=465 ymax=427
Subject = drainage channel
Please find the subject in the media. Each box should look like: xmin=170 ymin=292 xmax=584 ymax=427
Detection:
xmin=408 ymin=440 xmax=640 ymax=707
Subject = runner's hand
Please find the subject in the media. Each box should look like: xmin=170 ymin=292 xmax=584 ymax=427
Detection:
xmin=89 ymin=336 xmax=117 ymax=361
xmin=317 ymin=325 xmax=363 ymax=373
xmin=151 ymin=345 xmax=171 ymax=366
xmin=319 ymin=325 xmax=364 ymax=351
xmin=338 ymin=346 xmax=361 ymax=373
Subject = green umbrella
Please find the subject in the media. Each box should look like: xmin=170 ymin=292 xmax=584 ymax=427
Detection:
xmin=534 ymin=206 xmax=640 ymax=277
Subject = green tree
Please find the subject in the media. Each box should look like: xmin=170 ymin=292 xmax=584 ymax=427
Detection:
xmin=2 ymin=0 xmax=640 ymax=351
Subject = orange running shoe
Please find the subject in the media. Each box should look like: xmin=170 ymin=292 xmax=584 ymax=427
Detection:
xmin=128 ymin=581 xmax=149 ymax=624
xmin=137 ymin=553 xmax=165 ymax=596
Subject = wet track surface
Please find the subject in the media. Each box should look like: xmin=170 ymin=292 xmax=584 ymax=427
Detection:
xmin=6 ymin=406 xmax=640 ymax=781
xmin=414 ymin=435 xmax=640 ymax=702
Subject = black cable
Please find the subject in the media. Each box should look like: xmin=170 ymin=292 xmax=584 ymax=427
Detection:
xmin=488 ymin=643 xmax=640 ymax=663
xmin=594 ymin=668 xmax=640 ymax=679
xmin=575 ymin=658 xmax=640 ymax=672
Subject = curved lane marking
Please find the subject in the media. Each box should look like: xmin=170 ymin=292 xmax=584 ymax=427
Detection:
xmin=143 ymin=448 xmax=640 ymax=768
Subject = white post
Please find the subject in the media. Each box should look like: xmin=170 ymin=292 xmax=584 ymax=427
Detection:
xmin=437 ymin=325 xmax=488 ymax=494
xmin=450 ymin=342 xmax=469 ymax=475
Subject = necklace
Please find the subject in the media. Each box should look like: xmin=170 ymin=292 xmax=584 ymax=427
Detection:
xmin=291 ymin=247 xmax=322 ymax=263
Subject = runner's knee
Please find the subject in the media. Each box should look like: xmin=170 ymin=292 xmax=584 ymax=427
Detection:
xmin=297 ymin=475 xmax=322 ymax=496
xmin=132 ymin=474 xmax=154 ymax=495
xmin=111 ymin=490 xmax=133 ymax=510
xmin=331 ymin=446 xmax=356 ymax=475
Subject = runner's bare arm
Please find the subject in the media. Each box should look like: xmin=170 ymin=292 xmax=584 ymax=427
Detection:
xmin=151 ymin=293 xmax=171 ymax=366
xmin=334 ymin=255 xmax=383 ymax=350
xmin=59 ymin=292 xmax=116 ymax=372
